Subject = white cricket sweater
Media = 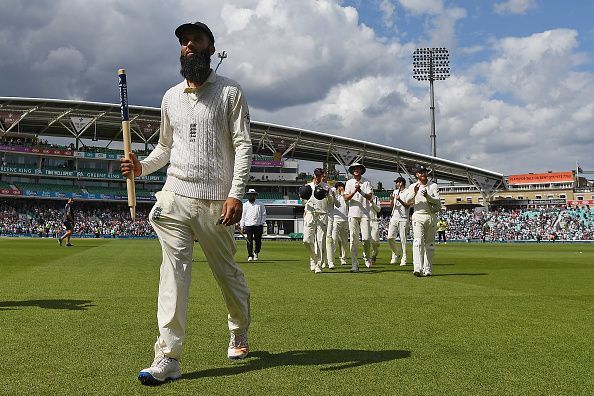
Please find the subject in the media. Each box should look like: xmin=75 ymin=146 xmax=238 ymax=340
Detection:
xmin=140 ymin=71 xmax=252 ymax=200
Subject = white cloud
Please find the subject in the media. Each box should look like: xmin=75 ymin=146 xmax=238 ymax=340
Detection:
xmin=494 ymin=0 xmax=537 ymax=15
xmin=397 ymin=0 xmax=443 ymax=15
xmin=379 ymin=0 xmax=397 ymax=29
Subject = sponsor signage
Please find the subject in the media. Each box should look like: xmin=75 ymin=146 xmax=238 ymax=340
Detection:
xmin=567 ymin=200 xmax=594 ymax=206
xmin=251 ymin=160 xmax=284 ymax=167
xmin=30 ymin=147 xmax=73 ymax=156
xmin=0 ymin=166 xmax=165 ymax=181
xmin=508 ymin=172 xmax=574 ymax=185
xmin=0 ymin=111 xmax=23 ymax=129
xmin=73 ymin=151 xmax=122 ymax=160
xmin=70 ymin=116 xmax=94 ymax=133
xmin=136 ymin=121 xmax=159 ymax=138
xmin=0 ymin=188 xmax=21 ymax=196
xmin=241 ymin=199 xmax=301 ymax=206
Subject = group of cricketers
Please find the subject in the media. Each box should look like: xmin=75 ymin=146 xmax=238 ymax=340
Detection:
xmin=300 ymin=163 xmax=441 ymax=277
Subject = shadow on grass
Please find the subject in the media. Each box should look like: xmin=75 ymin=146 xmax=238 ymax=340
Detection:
xmin=430 ymin=273 xmax=488 ymax=277
xmin=183 ymin=349 xmax=411 ymax=380
xmin=0 ymin=299 xmax=94 ymax=311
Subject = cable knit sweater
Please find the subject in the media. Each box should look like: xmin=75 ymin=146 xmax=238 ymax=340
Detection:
xmin=140 ymin=71 xmax=252 ymax=200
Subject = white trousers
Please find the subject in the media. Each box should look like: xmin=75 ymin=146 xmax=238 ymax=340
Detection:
xmin=303 ymin=211 xmax=327 ymax=266
xmin=149 ymin=191 xmax=250 ymax=360
xmin=370 ymin=218 xmax=380 ymax=260
xmin=325 ymin=216 xmax=334 ymax=265
xmin=348 ymin=216 xmax=371 ymax=267
xmin=411 ymin=212 xmax=437 ymax=275
xmin=331 ymin=219 xmax=349 ymax=262
xmin=388 ymin=218 xmax=409 ymax=263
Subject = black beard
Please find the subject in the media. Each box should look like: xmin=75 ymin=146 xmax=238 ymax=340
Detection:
xmin=180 ymin=50 xmax=212 ymax=84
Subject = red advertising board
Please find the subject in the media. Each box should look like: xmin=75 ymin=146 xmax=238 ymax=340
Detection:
xmin=508 ymin=172 xmax=574 ymax=185
xmin=0 ymin=188 xmax=22 ymax=196
xmin=567 ymin=200 xmax=594 ymax=206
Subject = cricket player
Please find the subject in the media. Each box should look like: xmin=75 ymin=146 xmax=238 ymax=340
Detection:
xmin=343 ymin=162 xmax=372 ymax=272
xmin=323 ymin=170 xmax=339 ymax=268
xmin=388 ymin=177 xmax=411 ymax=266
xmin=369 ymin=194 xmax=382 ymax=265
xmin=240 ymin=188 xmax=267 ymax=261
xmin=404 ymin=165 xmax=441 ymax=277
xmin=120 ymin=21 xmax=252 ymax=386
xmin=302 ymin=168 xmax=332 ymax=273
xmin=58 ymin=198 xmax=75 ymax=247
xmin=331 ymin=182 xmax=349 ymax=266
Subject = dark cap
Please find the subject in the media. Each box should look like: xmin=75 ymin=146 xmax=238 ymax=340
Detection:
xmin=394 ymin=176 xmax=406 ymax=185
xmin=334 ymin=181 xmax=345 ymax=188
xmin=298 ymin=185 xmax=313 ymax=200
xmin=414 ymin=164 xmax=430 ymax=173
xmin=175 ymin=22 xmax=215 ymax=44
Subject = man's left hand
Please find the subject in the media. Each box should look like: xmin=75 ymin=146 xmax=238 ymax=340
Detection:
xmin=220 ymin=197 xmax=243 ymax=226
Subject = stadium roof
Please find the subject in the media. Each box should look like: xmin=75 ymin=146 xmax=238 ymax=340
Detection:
xmin=0 ymin=97 xmax=505 ymax=189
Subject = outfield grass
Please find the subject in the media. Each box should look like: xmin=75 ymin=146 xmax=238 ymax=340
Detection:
xmin=0 ymin=239 xmax=592 ymax=395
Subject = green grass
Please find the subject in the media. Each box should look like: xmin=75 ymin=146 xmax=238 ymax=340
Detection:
xmin=0 ymin=239 xmax=592 ymax=395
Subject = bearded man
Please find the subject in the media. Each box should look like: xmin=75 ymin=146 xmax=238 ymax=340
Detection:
xmin=120 ymin=21 xmax=252 ymax=386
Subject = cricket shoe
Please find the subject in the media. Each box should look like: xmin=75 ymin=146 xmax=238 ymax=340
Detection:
xmin=310 ymin=259 xmax=315 ymax=271
xmin=247 ymin=257 xmax=253 ymax=261
xmin=413 ymin=271 xmax=421 ymax=277
xmin=138 ymin=356 xmax=182 ymax=386
xmin=340 ymin=259 xmax=347 ymax=266
xmin=390 ymin=255 xmax=398 ymax=264
xmin=254 ymin=253 xmax=258 ymax=261
xmin=328 ymin=262 xmax=335 ymax=269
xmin=228 ymin=331 xmax=249 ymax=359
xmin=400 ymin=261 xmax=407 ymax=267
xmin=364 ymin=260 xmax=373 ymax=268
xmin=66 ymin=243 xmax=73 ymax=247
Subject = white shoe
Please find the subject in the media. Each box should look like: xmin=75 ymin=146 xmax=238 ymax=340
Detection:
xmin=254 ymin=254 xmax=258 ymax=260
xmin=247 ymin=257 xmax=253 ymax=261
xmin=321 ymin=262 xmax=327 ymax=269
xmin=328 ymin=262 xmax=335 ymax=269
xmin=340 ymin=260 xmax=347 ymax=266
xmin=138 ymin=356 xmax=182 ymax=385
xmin=400 ymin=262 xmax=407 ymax=266
xmin=365 ymin=260 xmax=372 ymax=268
xmin=390 ymin=254 xmax=399 ymax=264
xmin=310 ymin=258 xmax=315 ymax=271
xmin=314 ymin=266 xmax=322 ymax=273
xmin=228 ymin=331 xmax=249 ymax=359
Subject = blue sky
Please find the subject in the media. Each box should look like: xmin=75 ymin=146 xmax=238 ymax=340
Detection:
xmin=1 ymin=0 xmax=593 ymax=182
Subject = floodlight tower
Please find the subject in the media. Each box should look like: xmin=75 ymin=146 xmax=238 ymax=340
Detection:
xmin=413 ymin=48 xmax=450 ymax=157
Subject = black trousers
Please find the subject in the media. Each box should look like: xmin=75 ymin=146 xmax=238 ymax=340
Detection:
xmin=245 ymin=225 xmax=264 ymax=257
xmin=438 ymin=230 xmax=446 ymax=242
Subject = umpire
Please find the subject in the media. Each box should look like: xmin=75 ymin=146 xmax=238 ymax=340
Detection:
xmin=240 ymin=188 xmax=267 ymax=261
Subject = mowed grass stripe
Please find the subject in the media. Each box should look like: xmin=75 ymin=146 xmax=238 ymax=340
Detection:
xmin=0 ymin=239 xmax=592 ymax=395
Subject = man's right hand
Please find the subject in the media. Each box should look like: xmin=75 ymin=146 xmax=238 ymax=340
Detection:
xmin=120 ymin=152 xmax=141 ymax=177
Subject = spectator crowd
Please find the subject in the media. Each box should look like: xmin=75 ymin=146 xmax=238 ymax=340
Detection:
xmin=1 ymin=199 xmax=593 ymax=241
xmin=0 ymin=199 xmax=154 ymax=238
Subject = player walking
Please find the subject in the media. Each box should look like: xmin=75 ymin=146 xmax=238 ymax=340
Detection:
xmin=302 ymin=168 xmax=332 ymax=273
xmin=330 ymin=182 xmax=349 ymax=266
xmin=120 ymin=21 xmax=252 ymax=386
xmin=343 ymin=163 xmax=372 ymax=272
xmin=388 ymin=177 xmax=411 ymax=266
xmin=369 ymin=194 xmax=382 ymax=265
xmin=58 ymin=198 xmax=75 ymax=246
xmin=240 ymin=188 xmax=267 ymax=261
xmin=404 ymin=165 xmax=441 ymax=277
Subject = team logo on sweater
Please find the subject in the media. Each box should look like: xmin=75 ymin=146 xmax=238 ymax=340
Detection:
xmin=189 ymin=123 xmax=197 ymax=142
